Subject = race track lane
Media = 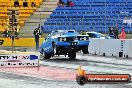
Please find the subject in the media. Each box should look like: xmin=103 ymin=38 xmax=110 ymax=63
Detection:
xmin=42 ymin=53 xmax=132 ymax=74
xmin=0 ymin=53 xmax=132 ymax=88
xmin=0 ymin=72 xmax=132 ymax=88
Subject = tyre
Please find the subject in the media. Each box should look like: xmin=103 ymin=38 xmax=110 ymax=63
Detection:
xmin=76 ymin=76 xmax=87 ymax=85
xmin=68 ymin=52 xmax=76 ymax=60
xmin=42 ymin=49 xmax=51 ymax=59
xmin=82 ymin=46 xmax=88 ymax=54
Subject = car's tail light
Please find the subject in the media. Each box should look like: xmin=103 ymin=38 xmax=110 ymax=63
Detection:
xmin=59 ymin=37 xmax=66 ymax=41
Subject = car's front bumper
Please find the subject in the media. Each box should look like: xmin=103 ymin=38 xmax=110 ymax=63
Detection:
xmin=56 ymin=40 xmax=89 ymax=46
xmin=56 ymin=41 xmax=89 ymax=53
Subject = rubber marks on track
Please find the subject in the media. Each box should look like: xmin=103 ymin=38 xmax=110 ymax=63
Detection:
xmin=0 ymin=66 xmax=76 ymax=81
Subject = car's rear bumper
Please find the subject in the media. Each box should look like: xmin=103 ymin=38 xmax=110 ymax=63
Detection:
xmin=57 ymin=45 xmax=87 ymax=53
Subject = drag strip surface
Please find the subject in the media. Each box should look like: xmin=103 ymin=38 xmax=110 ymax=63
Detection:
xmin=42 ymin=53 xmax=132 ymax=75
xmin=0 ymin=53 xmax=132 ymax=88
xmin=0 ymin=71 xmax=132 ymax=88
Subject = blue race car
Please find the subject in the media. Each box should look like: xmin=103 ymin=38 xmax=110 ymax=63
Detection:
xmin=39 ymin=30 xmax=89 ymax=59
xmin=86 ymin=31 xmax=113 ymax=39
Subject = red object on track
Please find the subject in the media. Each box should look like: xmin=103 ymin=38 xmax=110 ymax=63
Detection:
xmin=0 ymin=66 xmax=76 ymax=81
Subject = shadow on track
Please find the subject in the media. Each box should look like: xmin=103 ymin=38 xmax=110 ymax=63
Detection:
xmin=42 ymin=57 xmax=88 ymax=63
xmin=41 ymin=54 xmax=132 ymax=70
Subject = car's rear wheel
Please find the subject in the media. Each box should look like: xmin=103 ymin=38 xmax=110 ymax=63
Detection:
xmin=82 ymin=46 xmax=89 ymax=54
xmin=68 ymin=52 xmax=76 ymax=60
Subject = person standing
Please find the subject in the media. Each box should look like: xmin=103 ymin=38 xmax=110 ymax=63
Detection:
xmin=108 ymin=27 xmax=114 ymax=38
xmin=33 ymin=24 xmax=42 ymax=50
xmin=113 ymin=26 xmax=119 ymax=39
xmin=23 ymin=0 xmax=28 ymax=7
xmin=120 ymin=27 xmax=126 ymax=39
xmin=69 ymin=1 xmax=74 ymax=7
xmin=57 ymin=0 xmax=65 ymax=7
xmin=31 ymin=2 xmax=36 ymax=7
xmin=14 ymin=0 xmax=19 ymax=7
xmin=66 ymin=0 xmax=70 ymax=7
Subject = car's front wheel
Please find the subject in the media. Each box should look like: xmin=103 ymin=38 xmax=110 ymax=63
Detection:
xmin=42 ymin=49 xmax=51 ymax=59
xmin=82 ymin=46 xmax=89 ymax=54
xmin=68 ymin=52 xmax=76 ymax=60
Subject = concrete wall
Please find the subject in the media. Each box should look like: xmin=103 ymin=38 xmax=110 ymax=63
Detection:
xmin=89 ymin=39 xmax=132 ymax=58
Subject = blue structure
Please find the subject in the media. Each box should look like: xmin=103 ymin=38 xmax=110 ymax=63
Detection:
xmin=42 ymin=0 xmax=132 ymax=33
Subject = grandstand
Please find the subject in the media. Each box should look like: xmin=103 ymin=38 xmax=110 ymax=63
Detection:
xmin=20 ymin=0 xmax=58 ymax=37
xmin=0 ymin=0 xmax=42 ymax=31
xmin=42 ymin=0 xmax=132 ymax=33
xmin=1 ymin=0 xmax=132 ymax=37
xmin=0 ymin=0 xmax=58 ymax=37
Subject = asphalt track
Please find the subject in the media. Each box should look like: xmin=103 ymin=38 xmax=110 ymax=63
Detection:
xmin=0 ymin=53 xmax=132 ymax=88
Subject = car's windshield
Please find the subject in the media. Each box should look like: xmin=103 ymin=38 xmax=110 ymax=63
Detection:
xmin=52 ymin=32 xmax=65 ymax=36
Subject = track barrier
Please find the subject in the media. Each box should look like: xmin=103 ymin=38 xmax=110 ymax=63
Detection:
xmin=89 ymin=39 xmax=132 ymax=58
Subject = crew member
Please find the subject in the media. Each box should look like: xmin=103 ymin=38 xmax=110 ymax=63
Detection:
xmin=33 ymin=24 xmax=42 ymax=50
xmin=113 ymin=26 xmax=119 ymax=39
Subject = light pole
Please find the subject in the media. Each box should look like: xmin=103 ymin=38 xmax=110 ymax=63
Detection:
xmin=39 ymin=10 xmax=41 ymax=31
xmin=11 ymin=10 xmax=15 ymax=53
xmin=105 ymin=0 xmax=107 ymax=33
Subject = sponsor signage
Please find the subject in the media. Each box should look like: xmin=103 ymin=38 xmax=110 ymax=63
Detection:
xmin=76 ymin=66 xmax=131 ymax=85
xmin=76 ymin=74 xmax=131 ymax=85
xmin=0 ymin=54 xmax=39 ymax=67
